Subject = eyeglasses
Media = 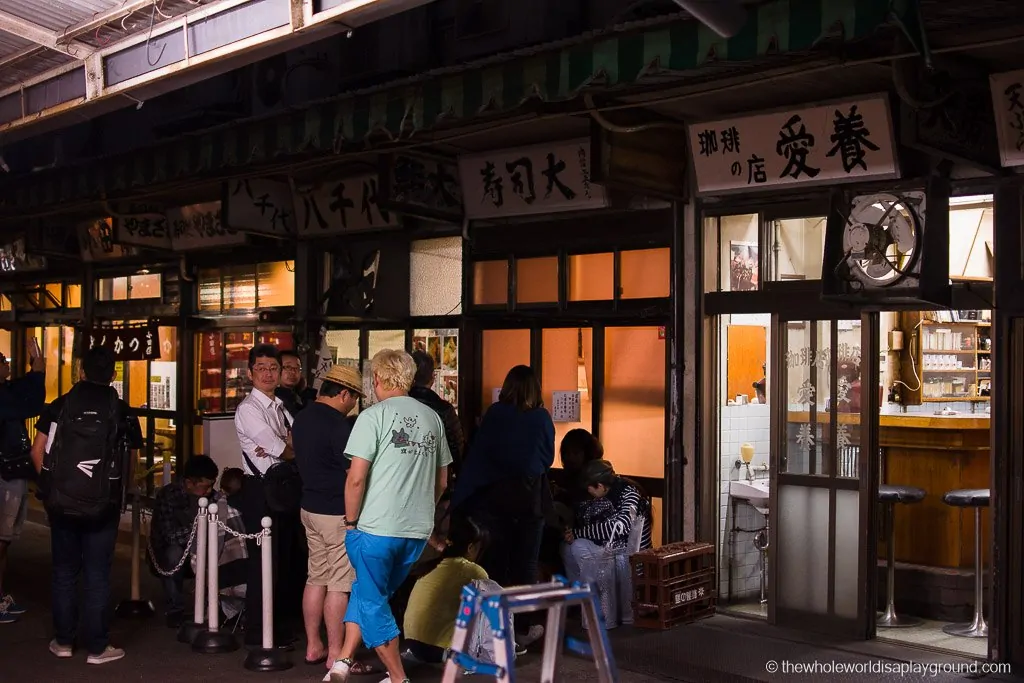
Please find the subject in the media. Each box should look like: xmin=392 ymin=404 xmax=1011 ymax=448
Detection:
xmin=282 ymin=365 xmax=301 ymax=373
xmin=252 ymin=364 xmax=280 ymax=374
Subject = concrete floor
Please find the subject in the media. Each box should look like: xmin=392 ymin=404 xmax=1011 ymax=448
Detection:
xmin=3 ymin=520 xmax=1022 ymax=683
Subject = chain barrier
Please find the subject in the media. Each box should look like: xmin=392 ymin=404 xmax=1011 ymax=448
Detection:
xmin=214 ymin=518 xmax=269 ymax=545
xmin=146 ymin=510 xmax=200 ymax=578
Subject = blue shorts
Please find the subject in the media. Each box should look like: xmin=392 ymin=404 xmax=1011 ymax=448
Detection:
xmin=344 ymin=529 xmax=427 ymax=649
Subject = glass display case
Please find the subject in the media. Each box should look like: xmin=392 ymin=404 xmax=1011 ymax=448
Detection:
xmin=196 ymin=329 xmax=295 ymax=413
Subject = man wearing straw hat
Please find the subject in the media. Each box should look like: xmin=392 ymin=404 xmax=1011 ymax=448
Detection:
xmin=291 ymin=364 xmax=363 ymax=669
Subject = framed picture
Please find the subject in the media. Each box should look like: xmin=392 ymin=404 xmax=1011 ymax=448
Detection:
xmin=729 ymin=241 xmax=758 ymax=292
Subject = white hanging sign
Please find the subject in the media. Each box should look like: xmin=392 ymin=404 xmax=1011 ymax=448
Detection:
xmin=293 ymin=173 xmax=400 ymax=237
xmin=312 ymin=326 xmax=333 ymax=392
xmin=989 ymin=69 xmax=1024 ymax=167
xmin=224 ymin=179 xmax=296 ymax=236
xmin=689 ymin=95 xmax=899 ymax=195
xmin=166 ymin=201 xmax=247 ymax=251
xmin=552 ymin=391 xmax=582 ymax=423
xmin=458 ymin=138 xmax=608 ymax=220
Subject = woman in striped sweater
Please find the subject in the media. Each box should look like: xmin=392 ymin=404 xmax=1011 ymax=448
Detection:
xmin=561 ymin=459 xmax=653 ymax=627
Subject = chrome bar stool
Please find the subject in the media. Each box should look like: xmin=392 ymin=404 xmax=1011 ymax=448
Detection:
xmin=941 ymin=488 xmax=990 ymax=638
xmin=877 ymin=484 xmax=926 ymax=628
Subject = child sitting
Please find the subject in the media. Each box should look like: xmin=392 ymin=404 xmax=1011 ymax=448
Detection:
xmin=220 ymin=467 xmax=244 ymax=497
xmin=561 ymin=459 xmax=653 ymax=627
xmin=402 ymin=517 xmax=516 ymax=666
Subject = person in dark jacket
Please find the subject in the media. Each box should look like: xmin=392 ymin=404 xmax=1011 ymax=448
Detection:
xmin=452 ymin=365 xmax=554 ymax=646
xmin=276 ymin=350 xmax=318 ymax=419
xmin=0 ymin=346 xmax=46 ymax=625
xmin=409 ymin=350 xmax=464 ymax=479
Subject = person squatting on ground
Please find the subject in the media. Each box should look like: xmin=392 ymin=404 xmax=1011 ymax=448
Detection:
xmin=292 ymin=364 xmax=363 ymax=668
xmin=325 ymin=349 xmax=452 ymax=683
xmin=31 ymin=346 xmax=143 ymax=665
xmin=150 ymin=455 xmax=219 ymax=628
xmin=0 ymin=345 xmax=46 ymax=624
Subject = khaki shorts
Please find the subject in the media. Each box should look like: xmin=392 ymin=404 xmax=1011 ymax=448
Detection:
xmin=0 ymin=478 xmax=28 ymax=543
xmin=300 ymin=509 xmax=354 ymax=592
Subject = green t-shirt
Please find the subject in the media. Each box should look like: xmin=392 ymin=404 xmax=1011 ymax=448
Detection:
xmin=346 ymin=395 xmax=453 ymax=539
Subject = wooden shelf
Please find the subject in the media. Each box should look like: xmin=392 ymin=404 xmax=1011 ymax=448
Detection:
xmin=899 ymin=311 xmax=992 ymax=405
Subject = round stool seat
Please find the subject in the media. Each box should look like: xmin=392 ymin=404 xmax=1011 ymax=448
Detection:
xmin=942 ymin=489 xmax=990 ymax=507
xmin=878 ymin=485 xmax=926 ymax=504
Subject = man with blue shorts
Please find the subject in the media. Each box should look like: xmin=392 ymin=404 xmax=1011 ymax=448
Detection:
xmin=326 ymin=349 xmax=452 ymax=683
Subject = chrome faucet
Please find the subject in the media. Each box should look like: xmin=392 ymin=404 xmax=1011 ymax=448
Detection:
xmin=744 ymin=462 xmax=754 ymax=482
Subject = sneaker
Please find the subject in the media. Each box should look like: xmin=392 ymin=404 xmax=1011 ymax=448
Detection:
xmin=514 ymin=642 xmax=527 ymax=657
xmin=0 ymin=607 xmax=16 ymax=624
xmin=324 ymin=658 xmax=351 ymax=683
xmin=1 ymin=594 xmax=25 ymax=615
xmin=49 ymin=640 xmax=73 ymax=658
xmin=86 ymin=646 xmax=125 ymax=665
xmin=517 ymin=625 xmax=545 ymax=648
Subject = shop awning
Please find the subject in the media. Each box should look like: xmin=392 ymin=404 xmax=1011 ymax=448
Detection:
xmin=1 ymin=0 xmax=897 ymax=213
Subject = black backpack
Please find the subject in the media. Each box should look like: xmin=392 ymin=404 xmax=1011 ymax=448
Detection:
xmin=41 ymin=383 xmax=124 ymax=521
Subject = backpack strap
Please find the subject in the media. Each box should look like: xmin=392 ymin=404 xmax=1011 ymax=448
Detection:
xmin=241 ymin=451 xmax=263 ymax=480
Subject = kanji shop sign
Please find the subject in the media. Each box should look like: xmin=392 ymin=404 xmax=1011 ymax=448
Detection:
xmin=293 ymin=173 xmax=400 ymax=237
xmin=166 ymin=201 xmax=248 ymax=251
xmin=113 ymin=213 xmax=172 ymax=249
xmin=0 ymin=238 xmax=46 ymax=273
xmin=458 ymin=138 xmax=608 ymax=220
xmin=78 ymin=218 xmax=138 ymax=262
xmin=87 ymin=325 xmax=161 ymax=361
xmin=379 ymin=153 xmax=464 ymax=223
xmin=689 ymin=95 xmax=899 ymax=195
xmin=990 ymin=69 xmax=1024 ymax=167
xmin=224 ymin=179 xmax=296 ymax=236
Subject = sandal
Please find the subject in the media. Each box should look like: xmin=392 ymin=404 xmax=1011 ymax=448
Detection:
xmin=348 ymin=660 xmax=383 ymax=676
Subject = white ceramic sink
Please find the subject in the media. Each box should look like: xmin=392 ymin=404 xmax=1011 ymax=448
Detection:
xmin=730 ymin=480 xmax=769 ymax=500
xmin=730 ymin=480 xmax=770 ymax=514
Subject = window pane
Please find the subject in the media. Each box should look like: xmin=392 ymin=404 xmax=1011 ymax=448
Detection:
xmin=149 ymin=327 xmax=178 ymax=412
xmin=620 ymin=248 xmax=670 ymax=299
xmin=481 ymin=329 xmax=530 ymax=412
xmin=258 ymin=331 xmax=294 ymax=349
xmin=516 ymin=257 xmax=558 ymax=304
xmin=257 ymin=261 xmax=295 ymax=307
xmin=154 ymin=417 xmax=177 ymax=482
xmin=568 ymin=253 xmax=613 ymax=301
xmin=368 ymin=329 xmax=405 ymax=362
xmin=44 ymin=283 xmax=62 ymax=308
xmin=198 ymin=269 xmax=222 ymax=311
xmin=783 ymin=321 xmax=831 ymax=475
xmin=414 ymin=328 xmax=460 ymax=409
xmin=411 ymin=237 xmax=463 ymax=316
xmin=541 ymin=328 xmax=593 ymax=455
xmin=603 ymin=326 xmax=665 ymax=479
xmin=97 ymin=276 xmax=128 ymax=302
xmin=43 ymin=327 xmax=60 ymax=402
xmin=225 ymin=266 xmax=257 ymax=310
xmin=66 ymin=284 xmax=82 ymax=308
xmin=473 ymin=260 xmax=508 ymax=306
xmin=711 ymin=214 xmax=759 ymax=292
xmin=766 ymin=217 xmax=826 ymax=282
xmin=225 ymin=332 xmax=255 ymax=411
xmin=128 ymin=360 xmax=149 ymax=408
xmin=128 ymin=273 xmax=162 ymax=300
xmin=61 ymin=327 xmax=75 ymax=394
xmin=197 ymin=332 xmax=223 ymax=413
xmin=0 ymin=328 xmax=10 ymax=359
xmin=949 ymin=195 xmax=994 ymax=280
xmin=326 ymin=330 xmax=360 ymax=365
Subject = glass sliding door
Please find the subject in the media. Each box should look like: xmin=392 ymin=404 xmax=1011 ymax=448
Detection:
xmin=769 ymin=315 xmax=876 ymax=637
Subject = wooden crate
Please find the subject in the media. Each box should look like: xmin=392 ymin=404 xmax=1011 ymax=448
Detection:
xmin=630 ymin=542 xmax=717 ymax=629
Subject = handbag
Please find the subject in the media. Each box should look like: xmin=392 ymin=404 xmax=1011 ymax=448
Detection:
xmin=241 ymin=452 xmax=302 ymax=514
xmin=0 ymin=421 xmax=36 ymax=482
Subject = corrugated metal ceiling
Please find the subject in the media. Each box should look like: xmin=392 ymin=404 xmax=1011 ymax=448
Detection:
xmin=0 ymin=0 xmax=209 ymax=87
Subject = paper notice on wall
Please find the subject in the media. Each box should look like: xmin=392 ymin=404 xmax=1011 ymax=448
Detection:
xmin=363 ymin=359 xmax=377 ymax=407
xmin=552 ymin=391 xmax=582 ymax=423
xmin=491 ymin=388 xmax=502 ymax=405
xmin=312 ymin=326 xmax=333 ymax=391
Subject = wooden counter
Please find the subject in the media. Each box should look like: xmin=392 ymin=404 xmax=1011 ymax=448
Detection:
xmin=786 ymin=411 xmax=990 ymax=569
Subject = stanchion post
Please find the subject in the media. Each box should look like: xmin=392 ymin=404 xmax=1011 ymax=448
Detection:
xmin=192 ymin=502 xmax=238 ymax=654
xmin=177 ymin=497 xmax=209 ymax=644
xmin=116 ymin=487 xmax=155 ymax=618
xmin=244 ymin=517 xmax=292 ymax=672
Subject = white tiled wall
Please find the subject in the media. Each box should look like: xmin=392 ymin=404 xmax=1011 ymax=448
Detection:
xmin=718 ymin=403 xmax=771 ymax=601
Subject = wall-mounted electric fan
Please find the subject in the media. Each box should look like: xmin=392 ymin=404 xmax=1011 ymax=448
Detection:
xmin=839 ymin=193 xmax=924 ymax=289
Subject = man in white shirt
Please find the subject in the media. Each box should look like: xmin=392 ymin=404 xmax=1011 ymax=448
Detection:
xmin=233 ymin=344 xmax=298 ymax=648
xmin=235 ymin=345 xmax=293 ymax=475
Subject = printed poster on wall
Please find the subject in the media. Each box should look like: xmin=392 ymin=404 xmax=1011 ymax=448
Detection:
xmin=458 ymin=138 xmax=608 ymax=220
xmin=989 ymin=69 xmax=1024 ymax=166
xmin=689 ymin=95 xmax=899 ymax=194
xmin=413 ymin=329 xmax=458 ymax=411
xmin=552 ymin=391 xmax=581 ymax=423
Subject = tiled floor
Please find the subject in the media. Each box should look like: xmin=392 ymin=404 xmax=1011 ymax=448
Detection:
xmin=877 ymin=617 xmax=988 ymax=658
xmin=720 ymin=600 xmax=987 ymax=659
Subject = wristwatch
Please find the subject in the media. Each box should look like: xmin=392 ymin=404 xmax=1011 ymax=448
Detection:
xmin=344 ymin=518 xmax=357 ymax=529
